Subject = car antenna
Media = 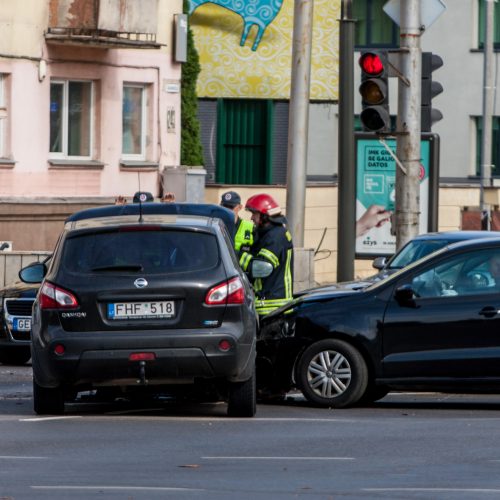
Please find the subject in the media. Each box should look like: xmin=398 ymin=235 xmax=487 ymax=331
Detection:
xmin=138 ymin=172 xmax=143 ymax=223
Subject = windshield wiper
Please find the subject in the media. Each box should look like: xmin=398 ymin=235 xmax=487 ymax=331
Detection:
xmin=91 ymin=264 xmax=143 ymax=272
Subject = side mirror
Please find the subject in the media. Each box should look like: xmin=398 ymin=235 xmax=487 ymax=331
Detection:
xmin=19 ymin=262 xmax=46 ymax=284
xmin=394 ymin=284 xmax=416 ymax=304
xmin=250 ymin=259 xmax=273 ymax=279
xmin=372 ymin=256 xmax=388 ymax=270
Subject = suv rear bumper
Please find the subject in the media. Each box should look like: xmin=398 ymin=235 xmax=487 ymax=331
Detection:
xmin=32 ymin=326 xmax=256 ymax=388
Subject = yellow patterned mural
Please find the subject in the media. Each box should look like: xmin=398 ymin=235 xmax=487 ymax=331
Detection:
xmin=189 ymin=0 xmax=339 ymax=100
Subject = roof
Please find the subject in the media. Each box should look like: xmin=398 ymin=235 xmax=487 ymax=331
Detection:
xmin=413 ymin=230 xmax=500 ymax=241
xmin=65 ymin=203 xmax=236 ymax=236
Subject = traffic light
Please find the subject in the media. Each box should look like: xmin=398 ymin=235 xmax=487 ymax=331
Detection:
xmin=358 ymin=51 xmax=391 ymax=133
xmin=421 ymin=52 xmax=443 ymax=132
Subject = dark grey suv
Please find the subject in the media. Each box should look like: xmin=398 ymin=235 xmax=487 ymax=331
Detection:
xmin=20 ymin=203 xmax=266 ymax=417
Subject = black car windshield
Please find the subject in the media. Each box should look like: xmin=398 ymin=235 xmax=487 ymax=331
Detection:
xmin=62 ymin=229 xmax=219 ymax=274
xmin=386 ymin=239 xmax=453 ymax=270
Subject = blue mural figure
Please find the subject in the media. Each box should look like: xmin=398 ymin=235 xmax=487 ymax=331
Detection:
xmin=188 ymin=0 xmax=285 ymax=51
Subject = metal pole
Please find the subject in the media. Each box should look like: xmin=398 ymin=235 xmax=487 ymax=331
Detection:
xmin=336 ymin=0 xmax=356 ymax=282
xmin=395 ymin=0 xmax=422 ymax=250
xmin=480 ymin=0 xmax=494 ymax=230
xmin=286 ymin=0 xmax=314 ymax=247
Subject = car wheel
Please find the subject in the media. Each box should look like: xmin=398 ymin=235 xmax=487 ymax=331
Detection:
xmin=0 ymin=347 xmax=31 ymax=366
xmin=227 ymin=369 xmax=257 ymax=418
xmin=296 ymin=339 xmax=368 ymax=408
xmin=33 ymin=380 xmax=65 ymax=415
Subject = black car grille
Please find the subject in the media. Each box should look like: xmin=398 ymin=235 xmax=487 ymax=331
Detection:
xmin=11 ymin=331 xmax=30 ymax=341
xmin=5 ymin=299 xmax=34 ymax=316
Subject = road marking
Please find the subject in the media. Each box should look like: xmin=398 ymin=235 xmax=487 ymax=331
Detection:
xmin=202 ymin=456 xmax=354 ymax=461
xmin=20 ymin=416 xmax=83 ymax=422
xmin=32 ymin=486 xmax=205 ymax=492
xmin=0 ymin=456 xmax=47 ymax=460
xmin=364 ymin=488 xmax=500 ymax=493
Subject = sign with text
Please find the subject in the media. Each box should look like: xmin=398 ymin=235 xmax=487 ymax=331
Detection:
xmin=355 ymin=134 xmax=439 ymax=257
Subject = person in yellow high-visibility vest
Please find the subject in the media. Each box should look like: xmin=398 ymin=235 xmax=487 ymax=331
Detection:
xmin=220 ymin=191 xmax=255 ymax=255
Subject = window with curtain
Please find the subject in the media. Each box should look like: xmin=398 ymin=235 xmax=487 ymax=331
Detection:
xmin=478 ymin=0 xmax=500 ymax=49
xmin=50 ymin=80 xmax=93 ymax=158
xmin=0 ymin=74 xmax=5 ymax=158
xmin=122 ymin=84 xmax=147 ymax=159
xmin=475 ymin=116 xmax=499 ymax=176
xmin=354 ymin=0 xmax=399 ymax=48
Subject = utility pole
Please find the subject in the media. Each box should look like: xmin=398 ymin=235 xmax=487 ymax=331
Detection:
xmin=395 ymin=0 xmax=422 ymax=250
xmin=480 ymin=0 xmax=494 ymax=230
xmin=336 ymin=0 xmax=356 ymax=282
xmin=286 ymin=0 xmax=314 ymax=247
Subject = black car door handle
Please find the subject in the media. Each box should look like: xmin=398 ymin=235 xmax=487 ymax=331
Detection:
xmin=479 ymin=306 xmax=499 ymax=318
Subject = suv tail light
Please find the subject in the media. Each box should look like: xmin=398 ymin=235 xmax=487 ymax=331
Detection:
xmin=205 ymin=277 xmax=245 ymax=305
xmin=40 ymin=282 xmax=79 ymax=309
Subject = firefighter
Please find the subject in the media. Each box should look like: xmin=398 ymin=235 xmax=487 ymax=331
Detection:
xmin=239 ymin=193 xmax=294 ymax=316
xmin=220 ymin=191 xmax=254 ymax=254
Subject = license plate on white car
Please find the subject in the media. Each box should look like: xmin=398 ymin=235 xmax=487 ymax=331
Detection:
xmin=13 ymin=318 xmax=31 ymax=331
xmin=107 ymin=301 xmax=175 ymax=320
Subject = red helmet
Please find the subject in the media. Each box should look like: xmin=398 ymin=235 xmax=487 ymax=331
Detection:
xmin=245 ymin=194 xmax=281 ymax=217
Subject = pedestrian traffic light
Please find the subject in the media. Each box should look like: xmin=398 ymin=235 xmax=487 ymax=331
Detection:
xmin=421 ymin=52 xmax=443 ymax=132
xmin=358 ymin=50 xmax=391 ymax=133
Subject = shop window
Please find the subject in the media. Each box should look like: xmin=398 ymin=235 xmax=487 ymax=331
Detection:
xmin=216 ymin=99 xmax=273 ymax=185
xmin=50 ymin=80 xmax=93 ymax=159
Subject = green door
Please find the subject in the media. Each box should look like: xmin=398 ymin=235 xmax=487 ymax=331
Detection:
xmin=216 ymin=99 xmax=273 ymax=185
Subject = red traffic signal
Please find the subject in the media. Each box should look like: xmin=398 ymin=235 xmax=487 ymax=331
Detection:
xmin=359 ymin=52 xmax=385 ymax=77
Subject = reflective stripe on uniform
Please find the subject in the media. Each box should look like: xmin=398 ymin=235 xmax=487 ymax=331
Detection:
xmin=258 ymin=248 xmax=279 ymax=268
xmin=239 ymin=252 xmax=252 ymax=271
xmin=284 ymin=248 xmax=293 ymax=299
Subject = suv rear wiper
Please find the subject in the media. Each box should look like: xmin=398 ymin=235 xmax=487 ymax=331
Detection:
xmin=91 ymin=264 xmax=143 ymax=272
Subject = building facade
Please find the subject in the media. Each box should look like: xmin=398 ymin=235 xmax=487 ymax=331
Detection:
xmin=0 ymin=0 xmax=183 ymax=250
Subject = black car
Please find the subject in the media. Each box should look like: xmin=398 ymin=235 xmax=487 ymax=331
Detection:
xmin=258 ymin=236 xmax=500 ymax=408
xmin=20 ymin=203 xmax=269 ymax=417
xmin=0 ymin=282 xmax=36 ymax=365
xmin=300 ymin=230 xmax=500 ymax=294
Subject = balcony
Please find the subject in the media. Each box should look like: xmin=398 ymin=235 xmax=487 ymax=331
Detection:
xmin=45 ymin=0 xmax=161 ymax=49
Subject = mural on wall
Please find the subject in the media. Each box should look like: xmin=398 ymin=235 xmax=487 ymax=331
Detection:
xmin=188 ymin=0 xmax=284 ymax=52
xmin=189 ymin=0 xmax=339 ymax=100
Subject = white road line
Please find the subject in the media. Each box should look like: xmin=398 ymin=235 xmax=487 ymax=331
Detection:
xmin=0 ymin=456 xmax=47 ymax=460
xmin=364 ymin=488 xmax=500 ymax=493
xmin=32 ymin=486 xmax=205 ymax=492
xmin=20 ymin=416 xmax=83 ymax=422
xmin=202 ymin=456 xmax=354 ymax=461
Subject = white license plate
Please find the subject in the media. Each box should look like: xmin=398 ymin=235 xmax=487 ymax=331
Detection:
xmin=13 ymin=318 xmax=31 ymax=331
xmin=108 ymin=301 xmax=175 ymax=320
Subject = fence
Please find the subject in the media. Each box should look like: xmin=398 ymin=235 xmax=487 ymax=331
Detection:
xmin=0 ymin=252 xmax=51 ymax=288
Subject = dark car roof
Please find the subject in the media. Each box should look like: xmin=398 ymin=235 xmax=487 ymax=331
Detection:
xmin=411 ymin=230 xmax=500 ymax=241
xmin=64 ymin=214 xmax=218 ymax=232
xmin=65 ymin=203 xmax=236 ymax=237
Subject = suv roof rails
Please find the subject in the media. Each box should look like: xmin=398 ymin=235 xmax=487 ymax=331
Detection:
xmin=65 ymin=203 xmax=236 ymax=237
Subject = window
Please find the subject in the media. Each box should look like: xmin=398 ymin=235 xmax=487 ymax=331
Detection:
xmin=216 ymin=99 xmax=273 ymax=185
xmin=408 ymin=248 xmax=500 ymax=298
xmin=122 ymin=85 xmax=147 ymax=159
xmin=0 ymin=74 xmax=5 ymax=158
xmin=475 ymin=116 xmax=499 ymax=176
xmin=50 ymin=81 xmax=93 ymax=158
xmin=354 ymin=0 xmax=399 ymax=49
xmin=478 ymin=0 xmax=500 ymax=49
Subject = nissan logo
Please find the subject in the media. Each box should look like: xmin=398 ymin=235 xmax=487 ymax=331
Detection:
xmin=134 ymin=278 xmax=148 ymax=288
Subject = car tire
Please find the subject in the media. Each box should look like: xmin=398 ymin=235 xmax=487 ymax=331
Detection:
xmin=33 ymin=380 xmax=65 ymax=415
xmin=356 ymin=384 xmax=390 ymax=406
xmin=0 ymin=347 xmax=31 ymax=366
xmin=227 ymin=369 xmax=257 ymax=418
xmin=296 ymin=339 xmax=368 ymax=408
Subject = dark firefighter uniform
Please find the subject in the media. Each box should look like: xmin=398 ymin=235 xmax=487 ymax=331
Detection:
xmin=239 ymin=217 xmax=293 ymax=316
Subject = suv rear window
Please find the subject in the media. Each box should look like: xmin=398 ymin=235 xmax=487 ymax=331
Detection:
xmin=62 ymin=229 xmax=219 ymax=274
